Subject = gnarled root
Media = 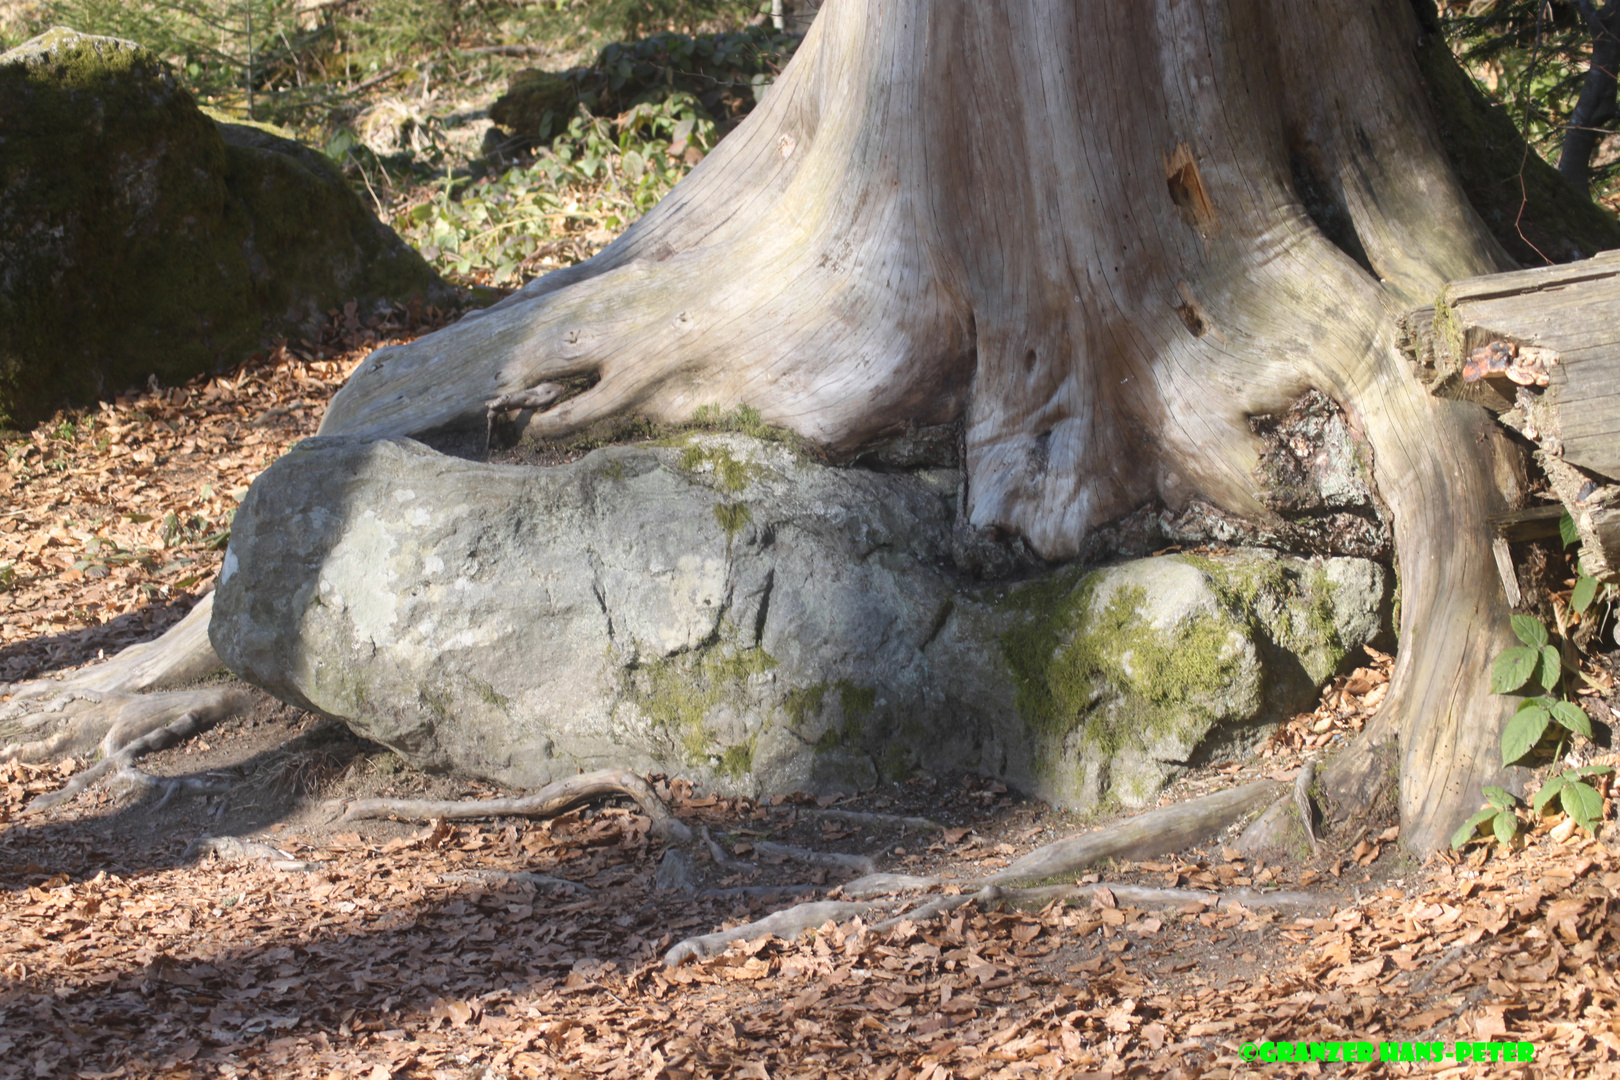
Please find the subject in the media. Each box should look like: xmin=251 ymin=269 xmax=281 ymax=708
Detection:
xmin=663 ymin=779 xmax=1316 ymax=966
xmin=2 ymin=592 xmax=224 ymax=704
xmin=335 ymin=767 xmax=693 ymax=843
xmin=18 ymin=687 xmax=251 ymax=813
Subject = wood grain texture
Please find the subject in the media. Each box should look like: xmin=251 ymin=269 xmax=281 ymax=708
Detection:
xmin=304 ymin=0 xmax=1528 ymax=852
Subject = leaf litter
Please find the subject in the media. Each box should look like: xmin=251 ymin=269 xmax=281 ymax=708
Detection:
xmin=3 ymin=320 xmax=1620 ymax=1078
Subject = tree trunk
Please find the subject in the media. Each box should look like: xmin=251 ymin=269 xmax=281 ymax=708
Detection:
xmin=308 ymin=0 xmax=1548 ymax=853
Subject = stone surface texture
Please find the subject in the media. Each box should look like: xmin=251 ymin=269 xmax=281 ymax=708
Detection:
xmin=213 ymin=433 xmax=1390 ymax=811
xmin=0 ymin=28 xmax=450 ymax=428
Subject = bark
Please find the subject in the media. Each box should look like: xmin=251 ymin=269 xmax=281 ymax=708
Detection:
xmin=309 ymin=0 xmax=1539 ymax=853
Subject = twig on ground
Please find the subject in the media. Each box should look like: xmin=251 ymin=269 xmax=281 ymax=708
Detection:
xmin=338 ymin=767 xmax=693 ymax=842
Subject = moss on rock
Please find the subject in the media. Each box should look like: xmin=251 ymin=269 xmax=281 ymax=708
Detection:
xmin=0 ymin=28 xmax=451 ymax=429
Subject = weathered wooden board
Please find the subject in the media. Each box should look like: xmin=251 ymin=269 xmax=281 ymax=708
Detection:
xmin=1403 ymin=250 xmax=1620 ymax=578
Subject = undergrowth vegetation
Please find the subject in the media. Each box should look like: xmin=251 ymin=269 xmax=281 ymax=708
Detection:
xmin=2 ymin=0 xmax=795 ymax=289
xmin=1439 ymin=0 xmax=1620 ymax=208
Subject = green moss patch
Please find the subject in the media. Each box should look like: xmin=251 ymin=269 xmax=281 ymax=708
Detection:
xmin=630 ymin=642 xmax=777 ymax=763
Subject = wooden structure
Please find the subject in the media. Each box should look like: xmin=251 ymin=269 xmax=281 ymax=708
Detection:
xmin=1403 ymin=251 xmax=1620 ymax=581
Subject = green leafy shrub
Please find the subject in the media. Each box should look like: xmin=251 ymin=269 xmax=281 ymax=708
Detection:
xmin=489 ymin=26 xmax=801 ymax=142
xmin=393 ymin=90 xmax=718 ymax=284
xmin=1454 ymin=538 xmax=1614 ymax=850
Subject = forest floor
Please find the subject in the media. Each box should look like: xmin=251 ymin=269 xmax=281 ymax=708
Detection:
xmin=3 ymin=316 xmax=1620 ymax=1080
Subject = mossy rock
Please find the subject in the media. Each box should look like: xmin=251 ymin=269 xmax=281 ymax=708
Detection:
xmin=489 ymin=69 xmax=579 ymax=136
xmin=0 ymin=28 xmax=452 ymax=429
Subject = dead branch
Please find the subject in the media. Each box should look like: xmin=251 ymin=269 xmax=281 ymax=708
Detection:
xmin=663 ymin=900 xmax=880 ymax=966
xmin=337 ymin=767 xmax=693 ymax=842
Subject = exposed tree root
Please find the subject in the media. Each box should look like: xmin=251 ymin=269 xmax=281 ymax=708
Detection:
xmin=663 ymin=901 xmax=882 ymax=966
xmin=664 ymin=780 xmax=1328 ymax=966
xmin=1 ymin=592 xmax=223 ymax=702
xmin=982 ymin=781 xmax=1280 ymax=885
xmin=5 ymin=687 xmax=252 ymax=813
xmin=336 ymin=767 xmax=694 ymax=842
xmin=184 ymin=835 xmax=323 ymax=873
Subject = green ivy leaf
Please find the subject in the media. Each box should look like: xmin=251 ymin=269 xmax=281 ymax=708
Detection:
xmin=1492 ymin=809 xmax=1519 ymax=846
xmin=1451 ymin=807 xmax=1499 ymax=849
xmin=1500 ymin=705 xmax=1550 ymax=766
xmin=1512 ymin=614 xmax=1549 ymax=648
xmin=1576 ymin=765 xmax=1615 ymax=779
xmin=1491 ymin=646 xmax=1539 ymax=694
xmin=1560 ymin=511 xmax=1581 ymax=548
xmin=1483 ymin=785 xmax=1516 ymax=812
xmin=1538 ymin=645 xmax=1564 ymax=691
xmin=1533 ymin=774 xmax=1569 ymax=814
xmin=1562 ymin=781 xmax=1603 ymax=833
xmin=1551 ymin=700 xmax=1593 ymax=738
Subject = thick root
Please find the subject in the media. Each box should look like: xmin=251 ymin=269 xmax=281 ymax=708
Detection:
xmin=23 ymin=688 xmax=250 ymax=813
xmin=2 ymin=592 xmax=224 ymax=703
xmin=982 ymin=781 xmax=1280 ymax=885
xmin=336 ymin=767 xmax=693 ymax=843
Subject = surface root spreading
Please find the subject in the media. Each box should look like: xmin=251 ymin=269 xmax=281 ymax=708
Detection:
xmin=12 ymin=687 xmax=252 ymax=813
xmin=336 ymin=767 xmax=694 ymax=842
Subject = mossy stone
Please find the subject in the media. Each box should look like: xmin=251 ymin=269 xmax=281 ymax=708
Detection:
xmin=0 ymin=28 xmax=451 ymax=429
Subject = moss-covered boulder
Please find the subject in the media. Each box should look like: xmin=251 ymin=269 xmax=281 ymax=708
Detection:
xmin=0 ymin=28 xmax=452 ymax=429
xmin=213 ymin=432 xmax=1391 ymax=813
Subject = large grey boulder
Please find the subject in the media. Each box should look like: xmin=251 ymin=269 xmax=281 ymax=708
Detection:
xmin=0 ymin=28 xmax=452 ymax=429
xmin=212 ymin=434 xmax=1390 ymax=811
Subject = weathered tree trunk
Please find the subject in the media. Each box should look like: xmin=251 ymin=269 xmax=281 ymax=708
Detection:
xmin=307 ymin=0 xmax=1547 ymax=853
xmin=14 ymin=0 xmax=1616 ymax=853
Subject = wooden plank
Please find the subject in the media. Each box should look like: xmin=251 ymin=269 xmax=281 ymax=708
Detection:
xmin=1405 ymin=251 xmax=1620 ymax=579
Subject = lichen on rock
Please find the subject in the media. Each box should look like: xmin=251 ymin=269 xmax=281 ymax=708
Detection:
xmin=214 ymin=433 xmax=1390 ymax=809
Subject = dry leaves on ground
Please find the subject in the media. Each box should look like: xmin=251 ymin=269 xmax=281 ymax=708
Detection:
xmin=0 ymin=300 xmax=462 ymax=686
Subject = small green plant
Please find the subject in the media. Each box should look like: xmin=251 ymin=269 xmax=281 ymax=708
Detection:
xmin=1454 ymin=608 xmax=1612 ymax=850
